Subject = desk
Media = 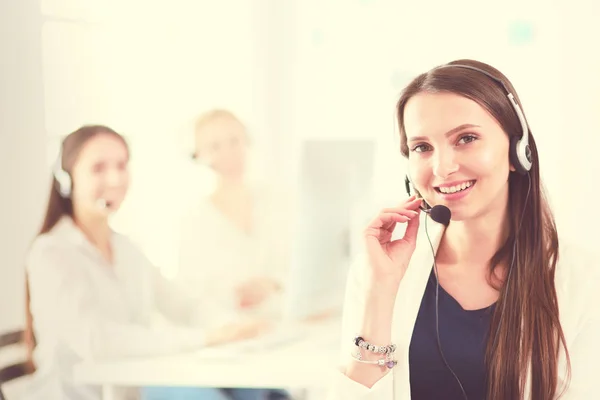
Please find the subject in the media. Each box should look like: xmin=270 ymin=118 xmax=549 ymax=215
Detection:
xmin=73 ymin=320 xmax=341 ymax=400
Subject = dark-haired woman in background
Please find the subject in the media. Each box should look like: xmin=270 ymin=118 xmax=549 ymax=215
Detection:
xmin=23 ymin=125 xmax=271 ymax=400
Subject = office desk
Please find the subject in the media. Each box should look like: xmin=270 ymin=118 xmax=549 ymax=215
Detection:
xmin=73 ymin=320 xmax=341 ymax=400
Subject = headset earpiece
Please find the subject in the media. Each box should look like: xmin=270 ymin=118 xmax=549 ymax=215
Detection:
xmin=509 ymin=135 xmax=532 ymax=175
xmin=53 ymin=164 xmax=72 ymax=198
xmin=53 ymin=143 xmax=72 ymax=198
xmin=404 ymin=175 xmax=412 ymax=197
xmin=54 ymin=168 xmax=72 ymax=198
xmin=437 ymin=63 xmax=533 ymax=175
xmin=404 ymin=174 xmax=432 ymax=212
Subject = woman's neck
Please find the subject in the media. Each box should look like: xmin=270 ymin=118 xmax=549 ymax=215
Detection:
xmin=72 ymin=209 xmax=112 ymax=261
xmin=437 ymin=205 xmax=510 ymax=269
xmin=215 ymin=175 xmax=248 ymax=198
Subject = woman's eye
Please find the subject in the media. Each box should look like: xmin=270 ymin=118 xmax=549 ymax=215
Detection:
xmin=457 ymin=134 xmax=477 ymax=145
xmin=92 ymin=163 xmax=105 ymax=173
xmin=411 ymin=143 xmax=432 ymax=153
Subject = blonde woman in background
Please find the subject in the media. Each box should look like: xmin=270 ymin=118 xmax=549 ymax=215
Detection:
xmin=177 ymin=110 xmax=291 ymax=326
xmin=174 ymin=110 xmax=292 ymax=399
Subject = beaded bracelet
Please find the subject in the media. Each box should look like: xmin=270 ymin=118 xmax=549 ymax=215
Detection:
xmin=354 ymin=336 xmax=396 ymax=355
xmin=351 ymin=350 xmax=398 ymax=369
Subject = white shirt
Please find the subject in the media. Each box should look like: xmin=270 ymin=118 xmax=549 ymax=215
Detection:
xmin=327 ymin=213 xmax=600 ymax=399
xmin=176 ymin=184 xmax=292 ymax=325
xmin=24 ymin=217 xmax=207 ymax=400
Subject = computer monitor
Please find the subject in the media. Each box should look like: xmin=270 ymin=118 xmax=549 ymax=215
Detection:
xmin=283 ymin=139 xmax=376 ymax=320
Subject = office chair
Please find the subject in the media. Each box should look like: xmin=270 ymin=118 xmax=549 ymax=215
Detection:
xmin=0 ymin=330 xmax=31 ymax=399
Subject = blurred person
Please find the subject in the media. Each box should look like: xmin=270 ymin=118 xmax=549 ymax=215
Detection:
xmin=174 ymin=109 xmax=293 ymax=400
xmin=327 ymin=60 xmax=600 ymax=399
xmin=23 ymin=125 xmax=271 ymax=400
xmin=178 ymin=109 xmax=291 ymax=324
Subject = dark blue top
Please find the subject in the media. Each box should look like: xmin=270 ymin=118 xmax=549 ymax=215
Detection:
xmin=409 ymin=269 xmax=496 ymax=400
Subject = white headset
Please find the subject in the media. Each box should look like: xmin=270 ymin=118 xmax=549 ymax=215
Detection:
xmin=436 ymin=64 xmax=533 ymax=174
xmin=53 ymin=143 xmax=72 ymax=198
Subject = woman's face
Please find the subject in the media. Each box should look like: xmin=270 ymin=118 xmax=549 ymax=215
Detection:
xmin=70 ymin=133 xmax=130 ymax=215
xmin=194 ymin=117 xmax=248 ymax=178
xmin=403 ymin=91 xmax=514 ymax=221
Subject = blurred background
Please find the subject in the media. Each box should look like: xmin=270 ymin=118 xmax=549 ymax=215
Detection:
xmin=1 ymin=0 xmax=599 ymax=398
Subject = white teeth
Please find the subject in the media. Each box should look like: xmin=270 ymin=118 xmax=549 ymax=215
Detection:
xmin=439 ymin=181 xmax=473 ymax=194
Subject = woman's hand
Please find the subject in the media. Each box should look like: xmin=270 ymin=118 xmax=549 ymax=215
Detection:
xmin=364 ymin=196 xmax=423 ymax=286
xmin=235 ymin=277 xmax=280 ymax=309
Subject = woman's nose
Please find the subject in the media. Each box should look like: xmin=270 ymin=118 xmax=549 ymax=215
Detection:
xmin=432 ymin=150 xmax=459 ymax=179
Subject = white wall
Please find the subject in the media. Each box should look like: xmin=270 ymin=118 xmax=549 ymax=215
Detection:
xmin=1 ymin=0 xmax=599 ymax=333
xmin=556 ymin=0 xmax=600 ymax=251
xmin=38 ymin=1 xmax=282 ymax=277
xmin=289 ymin=0 xmax=600 ymax=251
xmin=0 ymin=0 xmax=48 ymax=332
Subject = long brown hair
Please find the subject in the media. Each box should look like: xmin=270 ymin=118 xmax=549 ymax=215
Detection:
xmin=396 ymin=59 xmax=569 ymax=399
xmin=24 ymin=125 xmax=128 ymax=370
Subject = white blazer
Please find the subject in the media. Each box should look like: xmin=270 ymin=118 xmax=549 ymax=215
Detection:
xmin=328 ymin=213 xmax=600 ymax=399
xmin=24 ymin=217 xmax=207 ymax=400
xmin=176 ymin=184 xmax=292 ymax=325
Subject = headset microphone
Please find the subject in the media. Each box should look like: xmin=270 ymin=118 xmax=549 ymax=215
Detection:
xmin=405 ymin=174 xmax=466 ymax=398
xmin=428 ymin=205 xmax=451 ymax=227
xmin=95 ymin=198 xmax=112 ymax=210
xmin=404 ymin=176 xmax=452 ymax=226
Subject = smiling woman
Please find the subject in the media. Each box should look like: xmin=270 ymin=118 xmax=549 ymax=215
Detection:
xmin=399 ymin=61 xmax=562 ymax=399
xmin=327 ymin=59 xmax=600 ymax=400
xmin=403 ymin=92 xmax=515 ymax=222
